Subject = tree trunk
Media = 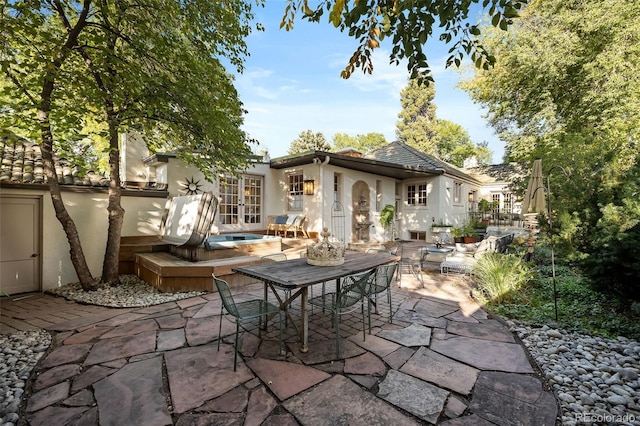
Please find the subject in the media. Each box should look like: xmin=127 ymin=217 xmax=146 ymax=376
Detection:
xmin=40 ymin=126 xmax=97 ymax=291
xmin=36 ymin=5 xmax=96 ymax=291
xmin=101 ymin=121 xmax=124 ymax=285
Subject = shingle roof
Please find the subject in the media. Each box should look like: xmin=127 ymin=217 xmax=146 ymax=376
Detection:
xmin=464 ymin=162 xmax=528 ymax=184
xmin=0 ymin=131 xmax=109 ymax=187
xmin=364 ymin=141 xmax=480 ymax=183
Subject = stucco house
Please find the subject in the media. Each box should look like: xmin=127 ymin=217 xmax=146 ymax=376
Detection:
xmin=1 ymin=132 xmax=520 ymax=295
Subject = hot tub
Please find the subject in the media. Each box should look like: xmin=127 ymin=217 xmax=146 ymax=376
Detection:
xmin=171 ymin=233 xmax=282 ymax=261
xmin=204 ymin=233 xmax=279 ymax=249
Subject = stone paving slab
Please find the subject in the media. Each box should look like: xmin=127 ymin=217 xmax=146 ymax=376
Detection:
xmin=284 ymin=374 xmax=420 ymax=425
xmin=430 ymin=335 xmax=535 ymax=373
xmin=400 ymin=347 xmax=479 ymax=395
xmin=378 ymin=369 xmax=449 ymax=424
xmin=446 ymin=319 xmax=515 ymax=343
xmin=195 ymin=386 xmax=248 ymax=413
xmin=26 ymin=381 xmax=70 ymax=412
xmin=245 ymin=385 xmax=278 ymax=426
xmin=247 ymin=358 xmax=331 ymax=401
xmin=94 ymin=356 xmax=172 ymax=426
xmin=440 ymin=414 xmax=496 ymax=425
xmin=469 ymin=371 xmax=558 ymax=426
xmin=344 ymin=352 xmax=387 ymax=376
xmin=377 ymin=323 xmax=432 ymax=347
xmin=33 ymin=364 xmax=81 ymax=391
xmin=39 ymin=343 xmax=92 ymax=369
xmin=413 ymin=298 xmax=460 ymax=318
xmin=290 ymin=337 xmax=366 ymax=364
xmin=164 ymin=344 xmax=254 ymax=413
xmin=157 ymin=328 xmax=186 ymax=351
xmin=26 ymin=405 xmax=89 ymax=426
xmin=84 ymin=330 xmax=156 ymax=365
xmin=394 ymin=308 xmax=448 ymax=329
xmin=349 ymin=332 xmax=401 ymax=357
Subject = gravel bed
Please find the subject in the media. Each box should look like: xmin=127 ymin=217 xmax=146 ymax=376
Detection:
xmin=2 ymin=277 xmax=639 ymax=425
xmin=45 ymin=274 xmax=206 ymax=307
xmin=508 ymin=321 xmax=640 ymax=425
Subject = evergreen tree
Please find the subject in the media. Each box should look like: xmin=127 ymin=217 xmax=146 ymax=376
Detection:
xmin=288 ymin=130 xmax=331 ymax=154
xmin=396 ymin=80 xmax=437 ymax=155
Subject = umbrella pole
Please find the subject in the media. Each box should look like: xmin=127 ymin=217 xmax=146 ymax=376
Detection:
xmin=547 ymin=175 xmax=558 ymax=322
xmin=546 ymin=165 xmax=568 ymax=323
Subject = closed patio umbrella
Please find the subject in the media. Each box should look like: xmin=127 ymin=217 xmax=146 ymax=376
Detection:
xmin=521 ymin=159 xmax=546 ymax=218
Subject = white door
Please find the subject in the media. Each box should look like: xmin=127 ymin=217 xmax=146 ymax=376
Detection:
xmin=0 ymin=196 xmax=40 ymax=295
xmin=218 ymin=174 xmax=264 ymax=232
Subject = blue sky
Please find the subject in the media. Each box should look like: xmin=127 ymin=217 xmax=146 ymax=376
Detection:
xmin=233 ymin=1 xmax=504 ymax=163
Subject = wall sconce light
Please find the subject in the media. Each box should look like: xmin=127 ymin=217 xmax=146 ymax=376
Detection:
xmin=303 ymin=179 xmax=315 ymax=195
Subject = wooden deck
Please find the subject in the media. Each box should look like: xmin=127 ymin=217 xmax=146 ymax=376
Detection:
xmin=124 ymin=234 xmax=313 ymax=293
xmin=134 ymin=252 xmax=263 ymax=293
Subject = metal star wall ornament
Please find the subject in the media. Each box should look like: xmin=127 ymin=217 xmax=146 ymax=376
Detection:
xmin=180 ymin=176 xmax=203 ymax=195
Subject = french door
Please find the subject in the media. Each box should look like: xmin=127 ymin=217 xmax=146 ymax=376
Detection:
xmin=218 ymin=174 xmax=263 ymax=232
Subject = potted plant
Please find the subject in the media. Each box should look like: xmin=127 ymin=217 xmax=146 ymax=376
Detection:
xmin=470 ymin=217 xmax=487 ymax=241
xmin=451 ymin=226 xmax=464 ymax=243
xmin=462 ymin=222 xmax=477 ymax=244
xmin=478 ymin=199 xmax=497 ymax=224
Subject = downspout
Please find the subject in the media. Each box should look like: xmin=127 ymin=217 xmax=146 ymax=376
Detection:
xmin=314 ymin=156 xmax=330 ymax=231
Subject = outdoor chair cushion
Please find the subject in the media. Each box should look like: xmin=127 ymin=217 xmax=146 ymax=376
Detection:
xmin=274 ymin=215 xmax=288 ymax=224
xmin=285 ymin=214 xmax=299 ymax=225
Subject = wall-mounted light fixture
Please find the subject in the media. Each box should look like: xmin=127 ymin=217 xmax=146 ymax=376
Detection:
xmin=303 ymin=179 xmax=315 ymax=195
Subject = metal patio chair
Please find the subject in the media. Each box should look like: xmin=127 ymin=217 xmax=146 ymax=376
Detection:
xmin=363 ymin=262 xmax=398 ymax=331
xmin=393 ymin=243 xmax=424 ymax=286
xmin=308 ymin=269 xmax=375 ymax=358
xmin=213 ymin=274 xmax=283 ymax=371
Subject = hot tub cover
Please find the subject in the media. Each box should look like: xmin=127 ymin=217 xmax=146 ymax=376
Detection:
xmin=159 ymin=192 xmax=218 ymax=247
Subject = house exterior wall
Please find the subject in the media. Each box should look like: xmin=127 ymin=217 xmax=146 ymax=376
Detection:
xmin=1 ymin=187 xmax=166 ymax=291
xmin=395 ymin=175 xmax=482 ymax=242
xmin=120 ymin=133 xmax=150 ymax=186
xmin=256 ymin=160 xmax=397 ymax=243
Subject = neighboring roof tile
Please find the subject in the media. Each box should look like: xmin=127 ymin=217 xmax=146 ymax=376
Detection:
xmin=1 ymin=131 xmax=108 ymax=187
xmin=465 ymin=162 xmax=528 ymax=184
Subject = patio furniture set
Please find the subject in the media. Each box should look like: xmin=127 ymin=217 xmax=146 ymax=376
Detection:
xmin=213 ymin=251 xmax=399 ymax=368
xmin=266 ymin=214 xmax=309 ymax=238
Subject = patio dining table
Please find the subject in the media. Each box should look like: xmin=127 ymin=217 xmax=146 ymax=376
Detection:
xmin=232 ymin=251 xmax=399 ymax=352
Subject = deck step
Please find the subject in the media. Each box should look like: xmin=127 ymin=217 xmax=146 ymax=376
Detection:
xmin=119 ymin=235 xmax=171 ymax=274
xmin=134 ymin=252 xmax=262 ymax=293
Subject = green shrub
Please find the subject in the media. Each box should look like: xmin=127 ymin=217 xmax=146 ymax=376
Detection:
xmin=473 ymin=253 xmax=535 ymax=304
xmin=379 ymin=204 xmax=395 ymax=228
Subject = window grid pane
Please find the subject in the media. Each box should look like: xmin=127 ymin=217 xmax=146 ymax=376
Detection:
xmin=407 ymin=184 xmax=427 ymax=206
xmin=288 ymin=173 xmax=303 ymax=211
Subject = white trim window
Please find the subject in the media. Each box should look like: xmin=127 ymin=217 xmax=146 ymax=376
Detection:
xmin=453 ymin=181 xmax=463 ymax=204
xmin=407 ymin=183 xmax=427 ymax=206
xmin=288 ymin=173 xmax=303 ymax=211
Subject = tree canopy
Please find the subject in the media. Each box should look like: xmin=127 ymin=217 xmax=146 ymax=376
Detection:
xmin=462 ymin=0 xmax=640 ymax=297
xmin=280 ymin=0 xmax=529 ymax=82
xmin=396 ymin=80 xmax=490 ymax=166
xmin=1 ymin=0 xmax=259 ymax=288
xmin=434 ymin=119 xmax=492 ymax=167
xmin=332 ymin=132 xmax=387 ymax=153
xmin=288 ymin=130 xmax=331 ymax=154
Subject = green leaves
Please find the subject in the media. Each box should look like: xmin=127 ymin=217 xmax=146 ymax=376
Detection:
xmin=281 ymin=0 xmax=529 ymax=82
